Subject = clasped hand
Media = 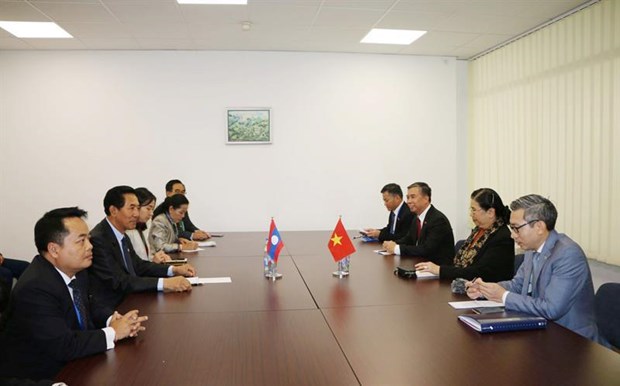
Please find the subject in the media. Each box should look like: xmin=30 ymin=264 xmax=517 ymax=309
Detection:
xmin=110 ymin=310 xmax=148 ymax=341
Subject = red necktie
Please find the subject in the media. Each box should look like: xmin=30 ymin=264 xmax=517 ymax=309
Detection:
xmin=416 ymin=218 xmax=422 ymax=239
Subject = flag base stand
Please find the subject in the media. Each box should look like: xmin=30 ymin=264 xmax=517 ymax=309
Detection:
xmin=332 ymin=256 xmax=350 ymax=278
xmin=265 ymin=272 xmax=283 ymax=281
xmin=265 ymin=262 xmax=283 ymax=281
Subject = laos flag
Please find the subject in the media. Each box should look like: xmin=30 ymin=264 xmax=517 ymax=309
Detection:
xmin=267 ymin=219 xmax=284 ymax=263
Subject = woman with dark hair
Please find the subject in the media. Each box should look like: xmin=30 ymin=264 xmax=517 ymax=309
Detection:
xmin=149 ymin=194 xmax=198 ymax=253
xmin=126 ymin=187 xmax=171 ymax=263
xmin=415 ymin=188 xmax=515 ymax=282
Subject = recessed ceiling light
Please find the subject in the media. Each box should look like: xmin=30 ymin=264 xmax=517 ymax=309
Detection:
xmin=361 ymin=29 xmax=426 ymax=45
xmin=0 ymin=21 xmax=72 ymax=38
xmin=177 ymin=0 xmax=247 ymax=4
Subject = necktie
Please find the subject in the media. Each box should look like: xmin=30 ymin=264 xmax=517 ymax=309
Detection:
xmin=528 ymin=252 xmax=541 ymax=296
xmin=121 ymin=236 xmax=137 ymax=276
xmin=416 ymin=218 xmax=422 ymax=239
xmin=69 ymin=279 xmax=89 ymax=330
xmin=389 ymin=212 xmax=396 ymax=235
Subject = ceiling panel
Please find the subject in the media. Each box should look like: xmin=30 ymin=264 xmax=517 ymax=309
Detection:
xmin=0 ymin=0 xmax=595 ymax=60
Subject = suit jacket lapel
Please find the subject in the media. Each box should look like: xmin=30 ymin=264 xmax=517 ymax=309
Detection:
xmin=521 ymin=251 xmax=534 ymax=296
xmin=102 ymin=219 xmax=131 ymax=274
xmin=533 ymin=231 xmax=559 ymax=297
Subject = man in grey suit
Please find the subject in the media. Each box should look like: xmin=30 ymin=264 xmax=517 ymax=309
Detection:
xmin=466 ymin=194 xmax=599 ymax=342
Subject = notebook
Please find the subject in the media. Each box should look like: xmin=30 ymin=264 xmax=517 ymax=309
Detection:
xmin=458 ymin=312 xmax=547 ymax=333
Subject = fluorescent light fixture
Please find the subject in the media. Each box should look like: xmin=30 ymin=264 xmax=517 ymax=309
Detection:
xmin=361 ymin=28 xmax=426 ymax=45
xmin=177 ymin=0 xmax=247 ymax=4
xmin=0 ymin=21 xmax=72 ymax=38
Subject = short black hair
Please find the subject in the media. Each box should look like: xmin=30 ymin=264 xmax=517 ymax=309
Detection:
xmin=34 ymin=207 xmax=88 ymax=254
xmin=165 ymin=179 xmax=184 ymax=192
xmin=153 ymin=194 xmax=189 ymax=218
xmin=103 ymin=186 xmax=136 ymax=216
xmin=408 ymin=182 xmax=432 ymax=200
xmin=381 ymin=183 xmax=403 ymax=198
xmin=135 ymin=187 xmax=157 ymax=207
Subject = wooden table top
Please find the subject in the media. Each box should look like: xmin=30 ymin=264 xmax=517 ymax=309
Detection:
xmin=57 ymin=231 xmax=620 ymax=385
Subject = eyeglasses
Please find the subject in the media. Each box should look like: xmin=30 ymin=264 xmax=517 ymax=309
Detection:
xmin=509 ymin=220 xmax=539 ymax=234
xmin=469 ymin=207 xmax=485 ymax=213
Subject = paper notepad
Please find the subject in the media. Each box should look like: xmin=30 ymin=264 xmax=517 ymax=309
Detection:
xmin=449 ymin=300 xmax=505 ymax=309
xmin=181 ymin=248 xmax=204 ymax=253
xmin=188 ymin=277 xmax=232 ymax=285
xmin=198 ymin=241 xmax=216 ymax=247
xmin=415 ymin=271 xmax=439 ymax=279
xmin=373 ymin=249 xmax=392 ymax=256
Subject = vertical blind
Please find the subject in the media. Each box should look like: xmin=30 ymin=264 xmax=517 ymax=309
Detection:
xmin=469 ymin=0 xmax=619 ymax=265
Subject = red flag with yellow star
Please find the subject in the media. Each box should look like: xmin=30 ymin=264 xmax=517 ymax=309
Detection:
xmin=328 ymin=218 xmax=356 ymax=262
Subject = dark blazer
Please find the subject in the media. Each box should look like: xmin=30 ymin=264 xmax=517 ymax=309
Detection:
xmin=378 ymin=203 xmax=414 ymax=242
xmin=89 ymin=218 xmax=169 ymax=308
xmin=440 ymin=225 xmax=515 ymax=282
xmin=0 ymin=255 xmax=110 ymax=380
xmin=396 ymin=205 xmax=455 ymax=265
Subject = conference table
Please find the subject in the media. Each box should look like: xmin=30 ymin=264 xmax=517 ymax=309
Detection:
xmin=57 ymin=231 xmax=620 ymax=385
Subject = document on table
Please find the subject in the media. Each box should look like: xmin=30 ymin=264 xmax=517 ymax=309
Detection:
xmin=188 ymin=277 xmax=232 ymax=285
xmin=449 ymin=300 xmax=505 ymax=309
xmin=198 ymin=241 xmax=216 ymax=247
xmin=415 ymin=271 xmax=439 ymax=279
xmin=373 ymin=249 xmax=392 ymax=256
xmin=181 ymin=248 xmax=204 ymax=253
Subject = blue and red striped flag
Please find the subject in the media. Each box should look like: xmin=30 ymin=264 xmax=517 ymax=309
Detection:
xmin=267 ymin=219 xmax=284 ymax=263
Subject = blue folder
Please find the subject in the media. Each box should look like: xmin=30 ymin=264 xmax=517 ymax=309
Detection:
xmin=458 ymin=312 xmax=547 ymax=333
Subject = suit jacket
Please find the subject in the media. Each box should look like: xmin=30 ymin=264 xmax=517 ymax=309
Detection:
xmin=179 ymin=212 xmax=199 ymax=240
xmin=0 ymin=255 xmax=110 ymax=380
xmin=153 ymin=201 xmax=199 ymax=240
xmin=89 ymin=218 xmax=169 ymax=308
xmin=498 ymin=230 xmax=599 ymax=341
xmin=396 ymin=205 xmax=455 ymax=265
xmin=440 ymin=225 xmax=515 ymax=282
xmin=149 ymin=213 xmax=181 ymax=254
xmin=378 ymin=203 xmax=414 ymax=242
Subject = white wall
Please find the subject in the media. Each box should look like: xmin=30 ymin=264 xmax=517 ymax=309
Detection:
xmin=0 ymin=50 xmax=468 ymax=260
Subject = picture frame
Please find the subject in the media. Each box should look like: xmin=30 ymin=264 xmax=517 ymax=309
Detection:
xmin=226 ymin=108 xmax=272 ymax=144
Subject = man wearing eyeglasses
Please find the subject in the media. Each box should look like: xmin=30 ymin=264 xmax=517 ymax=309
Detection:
xmin=466 ymin=194 xmax=599 ymax=342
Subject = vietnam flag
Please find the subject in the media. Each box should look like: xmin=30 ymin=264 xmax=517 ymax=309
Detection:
xmin=327 ymin=218 xmax=356 ymax=262
xmin=267 ymin=219 xmax=284 ymax=263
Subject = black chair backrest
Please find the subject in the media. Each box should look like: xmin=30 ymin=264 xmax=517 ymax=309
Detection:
xmin=514 ymin=254 xmax=525 ymax=274
xmin=454 ymin=239 xmax=465 ymax=254
xmin=595 ymin=282 xmax=620 ymax=349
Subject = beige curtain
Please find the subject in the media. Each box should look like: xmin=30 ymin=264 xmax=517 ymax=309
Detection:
xmin=469 ymin=0 xmax=620 ymax=265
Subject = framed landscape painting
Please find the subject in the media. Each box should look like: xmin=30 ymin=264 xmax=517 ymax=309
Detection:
xmin=226 ymin=108 xmax=271 ymax=144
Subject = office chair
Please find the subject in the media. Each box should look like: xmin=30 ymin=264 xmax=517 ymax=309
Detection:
xmin=595 ymin=282 xmax=620 ymax=350
xmin=454 ymin=239 xmax=465 ymax=254
xmin=514 ymin=254 xmax=525 ymax=274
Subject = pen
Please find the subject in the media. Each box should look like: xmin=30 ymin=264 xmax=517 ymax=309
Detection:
xmin=466 ymin=277 xmax=479 ymax=289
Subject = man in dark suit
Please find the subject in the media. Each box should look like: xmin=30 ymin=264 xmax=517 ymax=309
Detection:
xmin=383 ymin=182 xmax=455 ymax=265
xmin=163 ymin=179 xmax=211 ymax=241
xmin=363 ymin=183 xmax=414 ymax=242
xmin=89 ymin=186 xmax=195 ymax=309
xmin=0 ymin=207 xmax=146 ymax=381
xmin=467 ymin=195 xmax=599 ymax=342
